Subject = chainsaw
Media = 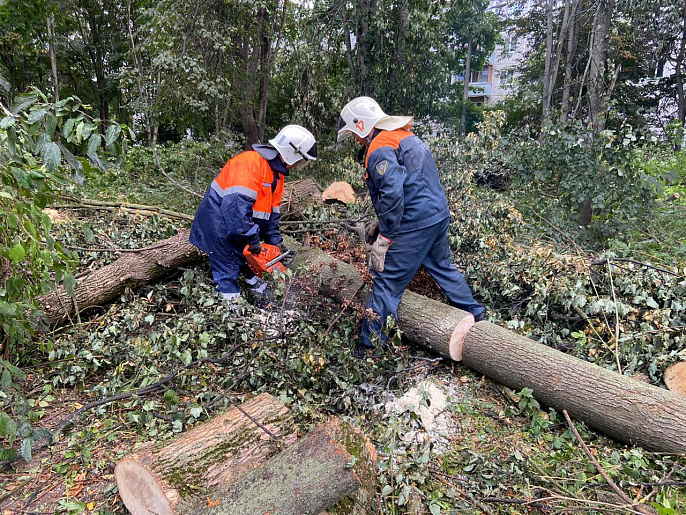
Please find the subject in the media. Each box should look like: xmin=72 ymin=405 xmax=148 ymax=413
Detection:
xmin=242 ymin=243 xmax=296 ymax=278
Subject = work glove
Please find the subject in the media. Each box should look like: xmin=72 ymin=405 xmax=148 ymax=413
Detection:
xmin=248 ymin=241 xmax=262 ymax=255
xmin=364 ymin=219 xmax=380 ymax=245
xmin=370 ymin=234 xmax=392 ymax=272
xmin=277 ymin=242 xmax=296 ymax=266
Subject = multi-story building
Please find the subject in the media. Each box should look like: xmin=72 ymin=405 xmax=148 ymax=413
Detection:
xmin=463 ymin=0 xmax=532 ymax=105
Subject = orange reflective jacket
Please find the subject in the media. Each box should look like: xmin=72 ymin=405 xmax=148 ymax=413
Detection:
xmin=190 ymin=151 xmax=284 ymax=255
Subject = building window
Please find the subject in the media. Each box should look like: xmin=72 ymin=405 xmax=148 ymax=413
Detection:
xmin=500 ymin=69 xmax=514 ymax=85
xmin=470 ymin=69 xmax=489 ymax=83
xmin=503 ymin=36 xmax=518 ymax=54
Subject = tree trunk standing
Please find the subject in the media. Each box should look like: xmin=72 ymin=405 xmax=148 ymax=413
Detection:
xmin=182 ymin=418 xmax=376 ymax=515
xmin=676 ymin=0 xmax=686 ymax=140
xmin=116 ymin=393 xmax=296 ymax=515
xmin=37 ymin=229 xmax=202 ymax=327
xmin=461 ymin=28 xmax=473 ymax=137
xmin=587 ymin=0 xmax=615 ymax=134
xmin=463 ymin=322 xmax=686 ymax=454
xmin=126 ymin=0 xmax=155 ymax=146
xmin=541 ymin=0 xmax=554 ymax=128
xmin=387 ymin=0 xmax=409 ymax=108
xmin=560 ymin=0 xmax=582 ymax=122
xmin=46 ymin=17 xmax=59 ymax=102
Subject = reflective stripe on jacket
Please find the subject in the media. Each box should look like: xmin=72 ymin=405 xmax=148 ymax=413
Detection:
xmin=365 ymin=129 xmax=449 ymax=240
xmin=189 ymin=150 xmax=284 ymax=256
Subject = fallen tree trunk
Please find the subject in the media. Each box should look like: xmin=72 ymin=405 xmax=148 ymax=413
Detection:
xmin=289 ymin=239 xmax=686 ymax=454
xmin=115 ymin=393 xmax=296 ymax=515
xmin=290 ymin=242 xmax=474 ymax=360
xmin=179 ymin=418 xmax=377 ymax=515
xmin=38 ymin=229 xmax=202 ymax=326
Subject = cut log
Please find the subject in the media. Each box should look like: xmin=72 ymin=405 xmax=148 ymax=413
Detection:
xmin=290 ymin=241 xmax=474 ymax=360
xmin=322 ymin=181 xmax=356 ymax=205
xmin=463 ymin=322 xmax=686 ymax=454
xmin=115 ymin=393 xmax=296 ymax=515
xmin=664 ymin=361 xmax=686 ymax=397
xmin=178 ymin=418 xmax=376 ymax=515
xmin=288 ymin=239 xmax=686 ymax=454
xmin=38 ymin=229 xmax=202 ymax=327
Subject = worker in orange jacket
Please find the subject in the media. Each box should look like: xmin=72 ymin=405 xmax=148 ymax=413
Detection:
xmin=190 ymin=125 xmax=317 ymax=306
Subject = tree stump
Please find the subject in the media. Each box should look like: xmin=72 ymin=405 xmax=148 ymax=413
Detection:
xmin=179 ymin=418 xmax=377 ymax=515
xmin=114 ymin=393 xmax=296 ymax=515
xmin=282 ymin=179 xmax=322 ymax=215
xmin=322 ymin=181 xmax=356 ymax=205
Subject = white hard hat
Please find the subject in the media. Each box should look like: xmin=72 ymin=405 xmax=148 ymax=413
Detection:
xmin=337 ymin=97 xmax=387 ymax=142
xmin=268 ymin=125 xmax=317 ymax=166
xmin=337 ymin=96 xmax=413 ymax=142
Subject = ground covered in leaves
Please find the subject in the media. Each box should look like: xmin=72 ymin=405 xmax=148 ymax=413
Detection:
xmin=2 ymin=187 xmax=686 ymax=514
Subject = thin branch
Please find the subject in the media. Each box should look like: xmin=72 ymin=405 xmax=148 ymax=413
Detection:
xmin=153 ymin=146 xmax=203 ymax=199
xmin=56 ymin=195 xmax=194 ymax=221
xmin=562 ymin=410 xmax=655 ymax=515
xmin=590 ymin=258 xmax=681 ymax=278
xmin=606 ymin=261 xmax=622 ymax=374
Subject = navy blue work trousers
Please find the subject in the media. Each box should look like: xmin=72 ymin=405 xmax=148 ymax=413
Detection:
xmin=361 ymin=217 xmax=484 ymax=348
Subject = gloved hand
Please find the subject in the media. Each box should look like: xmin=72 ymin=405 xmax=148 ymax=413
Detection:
xmin=364 ymin=219 xmax=380 ymax=245
xmin=370 ymin=234 xmax=392 ymax=272
xmin=277 ymin=242 xmax=296 ymax=266
xmin=248 ymin=241 xmax=262 ymax=255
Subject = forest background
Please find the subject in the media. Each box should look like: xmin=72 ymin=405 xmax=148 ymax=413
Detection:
xmin=1 ymin=0 xmax=686 ymax=513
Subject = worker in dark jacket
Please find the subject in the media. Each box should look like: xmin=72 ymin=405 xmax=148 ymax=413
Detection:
xmin=337 ymin=97 xmax=484 ymax=357
xmin=190 ymin=125 xmax=317 ymax=306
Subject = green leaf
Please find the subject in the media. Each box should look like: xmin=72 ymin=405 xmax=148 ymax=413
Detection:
xmin=11 ymin=92 xmax=38 ymax=114
xmin=63 ymin=273 xmax=76 ymax=297
xmin=0 ymin=116 xmax=15 ymax=129
xmin=62 ymin=118 xmax=75 ymax=140
xmin=0 ymin=412 xmax=18 ymax=445
xmin=20 ymin=437 xmax=34 ymax=462
xmin=8 ymin=243 xmax=26 ymax=263
xmin=105 ymin=124 xmax=121 ymax=147
xmin=45 ymin=112 xmax=57 ymax=137
xmin=87 ymin=133 xmax=101 ymax=155
xmin=382 ymin=485 xmax=393 ymax=497
xmin=41 ymin=142 xmax=61 ymax=171
xmin=27 ymin=108 xmax=48 ymax=124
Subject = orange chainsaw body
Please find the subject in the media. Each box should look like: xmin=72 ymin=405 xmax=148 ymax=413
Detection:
xmin=243 ymin=244 xmax=287 ymax=278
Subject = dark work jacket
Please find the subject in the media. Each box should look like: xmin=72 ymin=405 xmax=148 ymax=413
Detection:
xmin=365 ymin=129 xmax=449 ymax=240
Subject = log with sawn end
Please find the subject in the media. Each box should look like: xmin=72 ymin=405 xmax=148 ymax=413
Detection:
xmin=114 ymin=393 xmax=295 ymax=515
xmin=288 ymin=238 xmax=686 ymax=454
xmin=178 ymin=417 xmax=377 ymax=515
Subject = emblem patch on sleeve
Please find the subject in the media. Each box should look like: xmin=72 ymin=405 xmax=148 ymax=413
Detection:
xmin=376 ymin=160 xmax=389 ymax=175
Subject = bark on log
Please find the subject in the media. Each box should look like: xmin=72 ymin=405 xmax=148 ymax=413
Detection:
xmin=180 ymin=418 xmax=376 ymax=515
xmin=463 ymin=322 xmax=686 ymax=454
xmin=289 ymin=239 xmax=686 ymax=453
xmin=114 ymin=393 xmax=296 ymax=515
xmin=290 ymin=241 xmax=474 ymax=360
xmin=38 ymin=229 xmax=202 ymax=327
